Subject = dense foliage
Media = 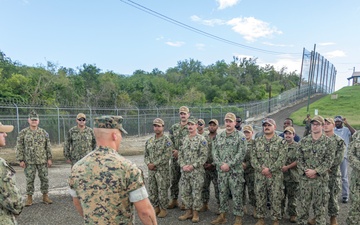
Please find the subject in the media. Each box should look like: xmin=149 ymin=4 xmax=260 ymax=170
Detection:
xmin=0 ymin=51 xmax=300 ymax=107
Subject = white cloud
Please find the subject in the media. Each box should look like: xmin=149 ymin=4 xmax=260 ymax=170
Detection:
xmin=318 ymin=42 xmax=336 ymax=46
xmin=195 ymin=43 xmax=206 ymax=50
xmin=227 ymin=17 xmax=282 ymax=42
xmin=217 ymin=0 xmax=240 ymax=10
xmin=258 ymin=56 xmax=301 ymax=73
xmin=165 ymin=41 xmax=185 ymax=47
xmin=262 ymin=42 xmax=294 ymax=48
xmin=324 ymin=50 xmax=346 ymax=58
xmin=190 ymin=15 xmax=225 ymax=26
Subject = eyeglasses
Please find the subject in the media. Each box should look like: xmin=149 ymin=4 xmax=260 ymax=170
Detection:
xmin=311 ymin=123 xmax=321 ymax=127
xmin=77 ymin=118 xmax=86 ymax=121
xmin=31 ymin=119 xmax=38 ymax=121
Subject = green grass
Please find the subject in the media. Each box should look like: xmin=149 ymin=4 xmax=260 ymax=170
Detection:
xmin=291 ymin=85 xmax=360 ymax=129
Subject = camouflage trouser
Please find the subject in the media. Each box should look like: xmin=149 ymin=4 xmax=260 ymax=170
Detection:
xmin=0 ymin=214 xmax=17 ymax=225
xmin=328 ymin=175 xmax=341 ymax=216
xmin=201 ymin=169 xmax=219 ymax=204
xmin=180 ymin=169 xmax=204 ymax=211
xmin=254 ymin=173 xmax=284 ymax=221
xmin=169 ymin=158 xmax=181 ymax=199
xmin=297 ymin=178 xmax=329 ymax=225
xmin=218 ymin=170 xmax=244 ymax=216
xmin=346 ymin=173 xmax=360 ymax=225
xmin=148 ymin=169 xmax=170 ymax=209
xmin=24 ymin=164 xmax=49 ymax=195
xmin=282 ymin=179 xmax=298 ymax=217
xmin=243 ymin=171 xmax=256 ymax=207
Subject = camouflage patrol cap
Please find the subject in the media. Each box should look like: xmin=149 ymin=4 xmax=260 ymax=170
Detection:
xmin=179 ymin=106 xmax=189 ymax=114
xmin=77 ymin=113 xmax=86 ymax=119
xmin=187 ymin=116 xmax=197 ymax=125
xmin=224 ymin=112 xmax=236 ymax=122
xmin=243 ymin=125 xmax=253 ymax=133
xmin=283 ymin=126 xmax=295 ymax=134
xmin=94 ymin=116 xmax=128 ymax=134
xmin=262 ymin=118 xmax=276 ymax=126
xmin=325 ymin=118 xmax=335 ymax=125
xmin=311 ymin=115 xmax=325 ymax=125
xmin=29 ymin=111 xmax=39 ymax=120
xmin=153 ymin=118 xmax=164 ymax=126
xmin=0 ymin=122 xmax=14 ymax=133
xmin=208 ymin=119 xmax=219 ymax=126
xmin=198 ymin=119 xmax=205 ymax=125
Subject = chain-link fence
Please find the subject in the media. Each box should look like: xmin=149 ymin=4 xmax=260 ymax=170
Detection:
xmin=0 ymin=84 xmax=323 ymax=147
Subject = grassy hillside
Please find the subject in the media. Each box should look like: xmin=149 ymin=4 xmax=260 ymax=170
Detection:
xmin=291 ymin=85 xmax=360 ymax=129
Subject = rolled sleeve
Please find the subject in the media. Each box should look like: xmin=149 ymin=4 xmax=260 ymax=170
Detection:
xmin=129 ymin=186 xmax=148 ymax=203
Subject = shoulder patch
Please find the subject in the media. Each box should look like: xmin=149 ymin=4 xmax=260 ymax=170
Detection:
xmin=167 ymin=142 xmax=172 ymax=147
xmin=242 ymin=137 xmax=246 ymax=141
xmin=202 ymin=141 xmax=207 ymax=146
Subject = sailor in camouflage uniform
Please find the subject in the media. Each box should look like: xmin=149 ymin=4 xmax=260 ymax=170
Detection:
xmin=200 ymin=119 xmax=220 ymax=213
xmin=64 ymin=113 xmax=96 ymax=166
xmin=178 ymin=117 xmax=207 ymax=223
xmin=168 ymin=106 xmax=190 ymax=209
xmin=69 ymin=115 xmax=157 ymax=225
xmin=281 ymin=126 xmax=300 ymax=223
xmin=297 ymin=115 xmax=336 ymax=225
xmin=347 ymin=130 xmax=360 ymax=225
xmin=16 ymin=111 xmax=53 ymax=206
xmin=251 ymin=118 xmax=286 ymax=225
xmin=197 ymin=119 xmax=206 ymax=136
xmin=144 ymin=118 xmax=173 ymax=218
xmin=0 ymin=122 xmax=23 ymax=225
xmin=324 ymin=118 xmax=345 ymax=225
xmin=242 ymin=125 xmax=256 ymax=217
xmin=211 ymin=113 xmax=247 ymax=225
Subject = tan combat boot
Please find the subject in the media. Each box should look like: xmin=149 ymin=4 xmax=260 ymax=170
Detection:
xmin=180 ymin=202 xmax=186 ymax=210
xmin=167 ymin=199 xmax=178 ymax=209
xmin=192 ymin=210 xmax=199 ymax=223
xmin=154 ymin=206 xmax=160 ymax=215
xmin=330 ymin=216 xmax=338 ymax=225
xmin=25 ymin=195 xmax=33 ymax=206
xmin=307 ymin=217 xmax=316 ymax=225
xmin=273 ymin=219 xmax=279 ymax=225
xmin=210 ymin=213 xmax=227 ymax=225
xmin=199 ymin=203 xmax=209 ymax=212
xmin=42 ymin=194 xmax=53 ymax=204
xmin=255 ymin=218 xmax=265 ymax=225
xmin=234 ymin=216 xmax=242 ymax=225
xmin=178 ymin=209 xmax=193 ymax=221
xmin=289 ymin=215 xmax=297 ymax=223
xmin=253 ymin=208 xmax=257 ymax=218
xmin=157 ymin=208 xmax=167 ymax=218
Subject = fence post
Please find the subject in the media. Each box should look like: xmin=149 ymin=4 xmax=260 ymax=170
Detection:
xmin=56 ymin=105 xmax=61 ymax=145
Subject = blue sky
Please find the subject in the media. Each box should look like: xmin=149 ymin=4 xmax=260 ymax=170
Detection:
xmin=1 ymin=0 xmax=359 ymax=91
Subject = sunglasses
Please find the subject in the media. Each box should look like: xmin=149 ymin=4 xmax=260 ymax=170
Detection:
xmin=236 ymin=120 xmax=242 ymax=123
xmin=31 ymin=119 xmax=38 ymax=121
xmin=198 ymin=123 xmax=203 ymax=126
xmin=77 ymin=118 xmax=86 ymax=121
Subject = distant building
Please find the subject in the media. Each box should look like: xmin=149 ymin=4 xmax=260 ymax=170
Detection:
xmin=347 ymin=70 xmax=360 ymax=86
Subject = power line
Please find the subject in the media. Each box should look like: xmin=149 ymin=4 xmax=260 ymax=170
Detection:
xmin=119 ymin=0 xmax=301 ymax=56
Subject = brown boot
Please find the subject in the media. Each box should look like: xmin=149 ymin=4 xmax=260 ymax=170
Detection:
xmin=234 ymin=216 xmax=242 ymax=225
xmin=199 ymin=203 xmax=209 ymax=212
xmin=25 ymin=195 xmax=33 ymax=207
xmin=330 ymin=216 xmax=338 ymax=225
xmin=167 ymin=199 xmax=178 ymax=209
xmin=157 ymin=209 xmax=167 ymax=218
xmin=255 ymin=218 xmax=265 ymax=225
xmin=178 ymin=209 xmax=193 ymax=221
xmin=154 ymin=206 xmax=160 ymax=215
xmin=289 ymin=215 xmax=297 ymax=223
xmin=308 ymin=217 xmax=316 ymax=225
xmin=180 ymin=203 xmax=186 ymax=210
xmin=210 ymin=213 xmax=227 ymax=225
xmin=273 ymin=219 xmax=279 ymax=225
xmin=42 ymin=194 xmax=53 ymax=204
xmin=253 ymin=208 xmax=257 ymax=218
xmin=192 ymin=210 xmax=199 ymax=223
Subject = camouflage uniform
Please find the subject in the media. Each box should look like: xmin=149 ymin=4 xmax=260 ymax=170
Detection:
xmin=144 ymin=134 xmax=172 ymax=209
xmin=251 ymin=135 xmax=286 ymax=221
xmin=327 ymin=134 xmax=345 ymax=217
xmin=213 ymin=130 xmax=247 ymax=216
xmin=16 ymin=127 xmax=52 ymax=195
xmin=202 ymin=132 xmax=219 ymax=205
xmin=297 ymin=134 xmax=336 ymax=225
xmin=168 ymin=123 xmax=189 ymax=200
xmin=69 ymin=146 xmax=145 ymax=224
xmin=281 ymin=141 xmax=300 ymax=218
xmin=0 ymin=158 xmax=23 ymax=225
xmin=178 ymin=134 xmax=207 ymax=210
xmin=63 ymin=126 xmax=96 ymax=166
xmin=243 ymin=139 xmax=256 ymax=208
xmin=347 ymin=131 xmax=360 ymax=225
